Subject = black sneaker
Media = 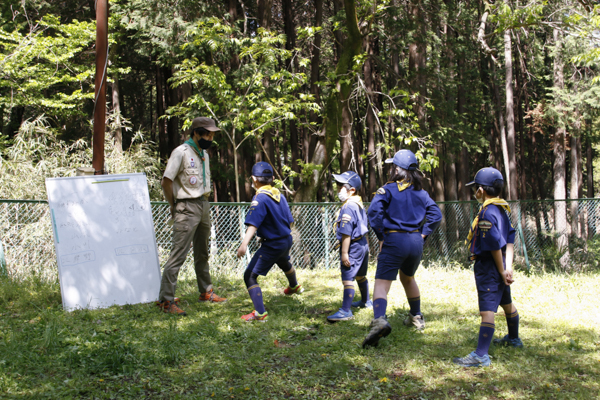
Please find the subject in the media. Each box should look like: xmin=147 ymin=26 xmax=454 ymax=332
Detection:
xmin=362 ymin=316 xmax=392 ymax=348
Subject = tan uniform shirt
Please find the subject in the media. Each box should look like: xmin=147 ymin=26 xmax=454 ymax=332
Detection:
xmin=163 ymin=143 xmax=211 ymax=200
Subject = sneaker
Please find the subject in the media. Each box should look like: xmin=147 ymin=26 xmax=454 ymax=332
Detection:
xmin=493 ymin=334 xmax=524 ymax=348
xmin=327 ymin=308 xmax=354 ymax=322
xmin=241 ymin=310 xmax=268 ymax=322
xmin=453 ymin=351 xmax=491 ymax=367
xmin=362 ymin=316 xmax=392 ymax=348
xmin=351 ymin=299 xmax=373 ymax=309
xmin=403 ymin=312 xmax=425 ymax=330
xmin=284 ymin=284 xmax=304 ymax=295
xmin=156 ymin=300 xmax=187 ymax=316
xmin=199 ymin=289 xmax=227 ymax=303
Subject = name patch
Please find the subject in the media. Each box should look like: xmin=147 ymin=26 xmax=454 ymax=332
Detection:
xmin=376 ymin=187 xmax=386 ymax=195
xmin=251 ymin=200 xmax=259 ymax=207
xmin=341 ymin=214 xmax=352 ymax=222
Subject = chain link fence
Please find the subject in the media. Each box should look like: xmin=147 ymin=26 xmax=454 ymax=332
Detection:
xmin=1 ymin=199 xmax=599 ymax=281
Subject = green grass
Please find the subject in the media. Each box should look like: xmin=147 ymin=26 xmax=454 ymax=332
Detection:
xmin=0 ymin=266 xmax=599 ymax=399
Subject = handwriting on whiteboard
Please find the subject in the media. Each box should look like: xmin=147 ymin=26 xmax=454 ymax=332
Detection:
xmin=61 ymin=251 xmax=96 ymax=266
xmin=115 ymin=244 xmax=149 ymax=256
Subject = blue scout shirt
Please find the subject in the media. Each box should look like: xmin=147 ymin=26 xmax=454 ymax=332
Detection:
xmin=335 ymin=196 xmax=369 ymax=241
xmin=469 ymin=203 xmax=516 ymax=256
xmin=245 ymin=186 xmax=294 ymax=240
xmin=368 ymin=181 xmax=442 ymax=241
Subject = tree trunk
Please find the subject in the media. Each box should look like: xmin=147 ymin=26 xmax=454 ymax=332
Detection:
xmin=156 ymin=65 xmax=168 ymax=159
xmin=587 ymin=136 xmax=594 ymax=198
xmin=111 ymin=78 xmax=123 ymax=151
xmin=257 ymin=0 xmax=272 ymax=29
xmin=553 ymin=28 xmax=569 ymax=268
xmin=364 ymin=37 xmax=380 ymax=198
xmin=492 ymin=63 xmax=510 ymax=197
xmin=504 ymin=26 xmax=518 ymax=200
xmin=408 ymin=0 xmax=427 ymax=125
xmin=570 ymin=135 xmax=579 ymax=237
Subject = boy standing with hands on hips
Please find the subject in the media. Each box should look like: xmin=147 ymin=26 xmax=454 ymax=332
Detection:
xmin=453 ymin=167 xmax=523 ymax=368
xmin=327 ymin=171 xmax=371 ymax=322
xmin=237 ymin=162 xmax=303 ymax=322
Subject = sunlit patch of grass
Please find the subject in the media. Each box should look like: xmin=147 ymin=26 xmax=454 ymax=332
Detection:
xmin=0 ymin=265 xmax=599 ymax=399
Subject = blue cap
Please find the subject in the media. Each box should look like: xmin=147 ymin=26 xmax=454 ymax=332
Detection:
xmin=252 ymin=162 xmax=274 ymax=177
xmin=385 ymin=149 xmax=418 ymax=171
xmin=332 ymin=171 xmax=362 ymax=191
xmin=466 ymin=167 xmax=504 ymax=187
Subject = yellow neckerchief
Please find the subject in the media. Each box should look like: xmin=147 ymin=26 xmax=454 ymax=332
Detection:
xmin=256 ymin=185 xmax=281 ymax=203
xmin=466 ymin=197 xmax=511 ymax=246
xmin=397 ymin=180 xmax=412 ymax=192
xmin=334 ymin=195 xmax=363 ymax=230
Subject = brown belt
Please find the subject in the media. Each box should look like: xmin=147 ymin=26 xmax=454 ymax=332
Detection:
xmin=384 ymin=229 xmax=419 ymax=234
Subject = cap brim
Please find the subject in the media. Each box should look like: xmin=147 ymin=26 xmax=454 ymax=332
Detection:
xmin=384 ymin=158 xmax=394 ymax=164
xmin=465 ymin=180 xmax=476 ymax=186
xmin=332 ymin=173 xmax=350 ymax=183
xmin=205 ymin=126 xmax=220 ymax=132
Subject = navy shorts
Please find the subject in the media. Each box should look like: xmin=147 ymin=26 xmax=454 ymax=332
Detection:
xmin=375 ymin=232 xmax=423 ymax=280
xmin=474 ymin=257 xmax=513 ymax=312
xmin=246 ymin=235 xmax=293 ymax=276
xmin=340 ymin=237 xmax=369 ymax=281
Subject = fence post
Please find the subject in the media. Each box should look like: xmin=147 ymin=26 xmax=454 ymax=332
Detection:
xmin=0 ymin=239 xmax=6 ymax=277
xmin=322 ymin=205 xmax=330 ymax=270
xmin=516 ymin=202 xmax=530 ymax=271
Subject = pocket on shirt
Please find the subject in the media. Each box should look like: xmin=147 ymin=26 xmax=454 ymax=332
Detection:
xmin=183 ymin=168 xmax=201 ymax=188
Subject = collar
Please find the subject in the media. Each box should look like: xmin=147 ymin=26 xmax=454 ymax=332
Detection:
xmin=342 ymin=195 xmax=364 ymax=209
xmin=256 ymin=185 xmax=281 ymax=202
xmin=397 ymin=180 xmax=412 ymax=192
xmin=184 ymin=138 xmax=204 ymax=158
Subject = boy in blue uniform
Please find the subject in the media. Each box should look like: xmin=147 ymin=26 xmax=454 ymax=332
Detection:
xmin=236 ymin=162 xmax=303 ymax=322
xmin=327 ymin=171 xmax=371 ymax=322
xmin=362 ymin=150 xmax=442 ymax=348
xmin=453 ymin=167 xmax=523 ymax=367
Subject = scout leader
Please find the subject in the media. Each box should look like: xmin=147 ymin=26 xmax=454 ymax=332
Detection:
xmin=236 ymin=162 xmax=303 ymax=322
xmin=362 ymin=149 xmax=442 ymax=348
xmin=453 ymin=167 xmax=523 ymax=367
xmin=156 ymin=117 xmax=227 ymax=316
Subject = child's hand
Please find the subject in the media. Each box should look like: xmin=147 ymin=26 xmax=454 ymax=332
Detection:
xmin=237 ymin=244 xmax=247 ymax=258
xmin=341 ymin=252 xmax=351 ymax=267
xmin=502 ymin=270 xmax=513 ymax=286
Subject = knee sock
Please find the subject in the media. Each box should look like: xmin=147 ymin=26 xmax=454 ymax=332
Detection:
xmin=373 ymin=298 xmax=387 ymax=319
xmin=356 ymin=276 xmax=369 ymax=302
xmin=506 ymin=310 xmax=519 ymax=339
xmin=341 ymin=285 xmax=355 ymax=312
xmin=475 ymin=322 xmax=495 ymax=357
xmin=284 ymin=266 xmax=298 ymax=288
xmin=247 ymin=285 xmax=266 ymax=315
xmin=407 ymin=296 xmax=421 ymax=316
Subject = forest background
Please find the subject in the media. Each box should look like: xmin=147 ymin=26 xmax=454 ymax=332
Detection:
xmin=2 ymin=0 xmax=600 ymax=206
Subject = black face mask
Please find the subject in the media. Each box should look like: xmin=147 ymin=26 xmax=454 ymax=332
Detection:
xmin=198 ymin=138 xmax=213 ymax=150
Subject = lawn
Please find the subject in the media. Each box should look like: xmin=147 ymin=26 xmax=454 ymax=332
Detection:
xmin=0 ymin=265 xmax=599 ymax=399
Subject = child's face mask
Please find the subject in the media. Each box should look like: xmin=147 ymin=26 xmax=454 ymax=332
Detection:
xmin=338 ymin=187 xmax=353 ymax=202
xmin=475 ymin=187 xmax=484 ymax=203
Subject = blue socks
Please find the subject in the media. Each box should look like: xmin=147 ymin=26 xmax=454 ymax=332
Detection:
xmin=407 ymin=295 xmax=421 ymax=316
xmin=373 ymin=298 xmax=387 ymax=319
xmin=284 ymin=266 xmax=298 ymax=288
xmin=475 ymin=322 xmax=495 ymax=357
xmin=341 ymin=285 xmax=355 ymax=312
xmin=247 ymin=284 xmax=266 ymax=314
xmin=506 ymin=310 xmax=520 ymax=339
xmin=356 ymin=276 xmax=370 ymax=303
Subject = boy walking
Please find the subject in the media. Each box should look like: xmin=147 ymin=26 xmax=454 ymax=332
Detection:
xmin=453 ymin=167 xmax=523 ymax=367
xmin=236 ymin=162 xmax=302 ymax=322
xmin=327 ymin=171 xmax=371 ymax=322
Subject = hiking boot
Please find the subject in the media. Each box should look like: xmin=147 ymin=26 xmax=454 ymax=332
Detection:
xmin=199 ymin=289 xmax=227 ymax=303
xmin=351 ymin=299 xmax=373 ymax=309
xmin=403 ymin=312 xmax=425 ymax=330
xmin=453 ymin=351 xmax=491 ymax=367
xmin=241 ymin=310 xmax=268 ymax=322
xmin=327 ymin=308 xmax=354 ymax=322
xmin=284 ymin=284 xmax=304 ymax=295
xmin=156 ymin=300 xmax=187 ymax=316
xmin=362 ymin=316 xmax=392 ymax=348
xmin=493 ymin=334 xmax=524 ymax=348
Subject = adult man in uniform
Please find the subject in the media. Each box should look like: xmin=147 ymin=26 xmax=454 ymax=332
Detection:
xmin=156 ymin=117 xmax=227 ymax=315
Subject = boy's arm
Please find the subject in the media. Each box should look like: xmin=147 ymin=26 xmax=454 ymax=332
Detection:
xmin=340 ymin=235 xmax=351 ymax=267
xmin=491 ymin=246 xmax=514 ymax=286
xmin=237 ymin=225 xmax=257 ymax=258
xmin=505 ymin=243 xmax=514 ymax=283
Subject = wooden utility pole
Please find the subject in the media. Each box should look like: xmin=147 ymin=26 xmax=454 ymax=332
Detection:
xmin=93 ymin=0 xmax=108 ymax=175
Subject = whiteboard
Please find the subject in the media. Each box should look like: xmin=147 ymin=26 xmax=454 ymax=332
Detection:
xmin=45 ymin=173 xmax=161 ymax=311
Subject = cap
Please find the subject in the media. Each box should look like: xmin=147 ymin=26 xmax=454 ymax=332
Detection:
xmin=466 ymin=167 xmax=504 ymax=187
xmin=191 ymin=117 xmax=220 ymax=132
xmin=252 ymin=162 xmax=274 ymax=177
xmin=332 ymin=171 xmax=362 ymax=191
xmin=385 ymin=149 xmax=418 ymax=171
